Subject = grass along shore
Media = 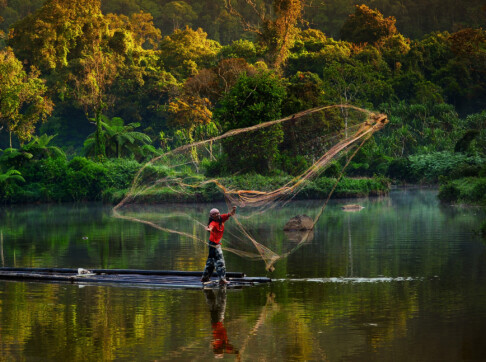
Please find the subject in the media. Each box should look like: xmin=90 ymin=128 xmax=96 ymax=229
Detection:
xmin=1 ymin=155 xmax=390 ymax=204
xmin=105 ymin=174 xmax=391 ymax=204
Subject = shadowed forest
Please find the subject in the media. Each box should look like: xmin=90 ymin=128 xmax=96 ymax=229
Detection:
xmin=0 ymin=0 xmax=485 ymax=205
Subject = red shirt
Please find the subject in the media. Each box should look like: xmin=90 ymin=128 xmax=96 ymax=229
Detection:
xmin=209 ymin=213 xmax=230 ymax=244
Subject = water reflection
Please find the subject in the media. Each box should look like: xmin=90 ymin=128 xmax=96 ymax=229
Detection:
xmin=347 ymin=214 xmax=354 ymax=277
xmin=203 ymin=287 xmax=239 ymax=359
xmin=0 ymin=190 xmax=486 ymax=360
xmin=1 ymin=230 xmax=4 ymax=267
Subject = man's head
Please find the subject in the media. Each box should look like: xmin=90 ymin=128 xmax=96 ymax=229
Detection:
xmin=210 ymin=208 xmax=220 ymax=220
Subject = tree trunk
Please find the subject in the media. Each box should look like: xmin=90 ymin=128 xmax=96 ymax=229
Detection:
xmin=94 ymin=111 xmax=105 ymax=158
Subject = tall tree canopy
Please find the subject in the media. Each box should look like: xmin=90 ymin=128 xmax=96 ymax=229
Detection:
xmin=227 ymin=0 xmax=304 ymax=68
xmin=340 ymin=4 xmax=397 ymax=44
xmin=159 ymin=27 xmax=221 ymax=79
xmin=215 ymin=71 xmax=286 ymax=173
xmin=8 ymin=0 xmax=105 ymax=72
xmin=0 ymin=48 xmax=53 ymax=145
xmin=7 ymin=0 xmax=168 ymax=155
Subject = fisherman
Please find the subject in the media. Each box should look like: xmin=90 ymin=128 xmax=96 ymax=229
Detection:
xmin=201 ymin=206 xmax=237 ymax=286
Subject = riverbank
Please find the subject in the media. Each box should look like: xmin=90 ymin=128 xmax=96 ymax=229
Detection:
xmin=438 ymin=177 xmax=486 ymax=206
xmin=0 ymin=156 xmax=390 ymax=204
xmin=105 ymin=174 xmax=391 ymax=204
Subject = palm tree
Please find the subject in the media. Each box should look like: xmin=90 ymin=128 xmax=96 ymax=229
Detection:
xmin=0 ymin=147 xmax=33 ymax=169
xmin=22 ymin=134 xmax=66 ymax=160
xmin=0 ymin=168 xmax=24 ymax=202
xmin=0 ymin=134 xmax=65 ymax=169
xmin=0 ymin=169 xmax=25 ymax=185
xmin=84 ymin=116 xmax=153 ymax=159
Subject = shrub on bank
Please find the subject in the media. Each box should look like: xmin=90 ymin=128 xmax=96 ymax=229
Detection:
xmin=386 ymin=152 xmax=484 ymax=184
xmin=438 ymin=177 xmax=486 ymax=205
xmin=1 ymin=152 xmax=391 ymax=204
xmin=0 ymin=157 xmax=145 ymax=203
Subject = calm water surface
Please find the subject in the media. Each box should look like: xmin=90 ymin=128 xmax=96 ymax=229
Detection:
xmin=0 ymin=189 xmax=485 ymax=361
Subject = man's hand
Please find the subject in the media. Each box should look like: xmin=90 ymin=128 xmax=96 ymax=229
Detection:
xmin=230 ymin=206 xmax=237 ymax=216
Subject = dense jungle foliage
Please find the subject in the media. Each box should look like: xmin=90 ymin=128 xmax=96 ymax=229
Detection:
xmin=1 ymin=0 xmax=485 ymax=41
xmin=0 ymin=0 xmax=485 ymax=204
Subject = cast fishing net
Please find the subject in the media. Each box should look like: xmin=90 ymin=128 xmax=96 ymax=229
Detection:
xmin=113 ymin=105 xmax=388 ymax=271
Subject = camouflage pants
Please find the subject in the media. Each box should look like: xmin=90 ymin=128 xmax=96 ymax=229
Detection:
xmin=202 ymin=241 xmax=226 ymax=280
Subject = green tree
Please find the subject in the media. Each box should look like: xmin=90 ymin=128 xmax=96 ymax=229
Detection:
xmin=292 ymin=29 xmax=328 ymax=53
xmin=260 ymin=0 xmax=304 ymax=68
xmin=0 ymin=168 xmax=24 ymax=201
xmin=161 ymin=1 xmax=197 ymax=31
xmin=0 ymin=147 xmax=32 ymax=170
xmin=283 ymin=71 xmax=324 ymax=114
xmin=322 ymin=60 xmax=393 ymax=111
xmin=404 ymin=28 xmax=486 ymax=113
xmin=303 ymin=0 xmax=355 ymax=39
xmin=220 ymin=39 xmax=258 ymax=62
xmin=106 ymin=11 xmax=162 ymax=51
xmin=280 ymin=71 xmax=329 ymax=159
xmin=285 ymin=31 xmax=352 ymax=75
xmin=406 ymin=32 xmax=452 ymax=78
xmin=226 ymin=0 xmax=304 ymax=68
xmin=441 ymin=28 xmax=486 ymax=111
xmin=183 ymin=58 xmax=256 ymax=104
xmin=101 ymin=0 xmax=140 ymax=15
xmin=8 ymin=0 xmax=104 ymax=73
xmin=376 ymin=102 xmax=463 ymax=157
xmin=214 ymin=71 xmax=286 ymax=173
xmin=8 ymin=0 xmax=167 ymax=155
xmin=0 ymin=48 xmax=53 ymax=146
xmin=462 ymin=110 xmax=486 ymax=157
xmin=0 ymin=0 xmax=45 ymax=35
xmin=167 ymin=96 xmax=212 ymax=130
xmin=72 ymin=50 xmax=120 ymax=158
xmin=159 ymin=27 xmax=221 ymax=79
xmin=0 ymin=168 xmax=24 ymax=184
xmin=83 ymin=116 xmax=152 ymax=159
xmin=103 ymin=12 xmax=172 ymax=136
xmin=166 ymin=93 xmax=215 ymax=168
xmin=21 ymin=134 xmax=65 ymax=160
xmin=377 ymin=34 xmax=411 ymax=71
xmin=7 ymin=0 xmax=120 ymax=157
xmin=340 ymin=4 xmax=397 ymax=44
xmin=0 ymin=134 xmax=64 ymax=170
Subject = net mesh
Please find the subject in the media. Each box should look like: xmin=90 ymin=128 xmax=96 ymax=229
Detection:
xmin=113 ymin=105 xmax=388 ymax=271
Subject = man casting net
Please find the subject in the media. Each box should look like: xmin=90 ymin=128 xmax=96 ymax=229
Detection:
xmin=113 ymin=105 xmax=388 ymax=272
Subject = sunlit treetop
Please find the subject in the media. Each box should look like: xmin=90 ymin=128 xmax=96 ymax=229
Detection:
xmin=105 ymin=11 xmax=161 ymax=51
xmin=8 ymin=0 xmax=162 ymax=74
xmin=159 ymin=27 xmax=222 ymax=79
xmin=340 ymin=4 xmax=398 ymax=44
xmin=0 ymin=48 xmax=53 ymax=143
xmin=8 ymin=0 xmax=105 ymax=72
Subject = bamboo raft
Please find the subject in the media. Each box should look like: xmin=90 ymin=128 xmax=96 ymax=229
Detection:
xmin=0 ymin=267 xmax=271 ymax=289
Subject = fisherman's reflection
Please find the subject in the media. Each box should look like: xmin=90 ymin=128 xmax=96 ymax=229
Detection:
xmin=204 ymin=288 xmax=239 ymax=359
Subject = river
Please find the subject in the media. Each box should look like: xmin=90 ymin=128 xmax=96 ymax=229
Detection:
xmin=0 ymin=189 xmax=485 ymax=361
